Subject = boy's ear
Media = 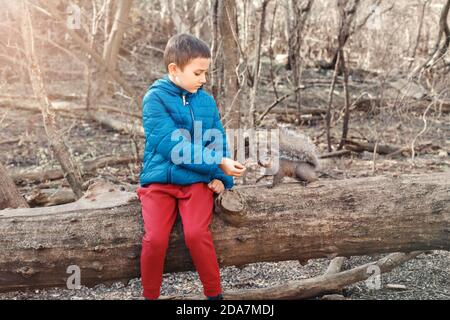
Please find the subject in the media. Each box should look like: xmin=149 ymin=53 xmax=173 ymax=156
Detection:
xmin=167 ymin=63 xmax=177 ymax=75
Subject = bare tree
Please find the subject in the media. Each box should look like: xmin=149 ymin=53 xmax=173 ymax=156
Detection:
xmin=325 ymin=0 xmax=360 ymax=152
xmin=408 ymin=0 xmax=430 ymax=71
xmin=416 ymin=0 xmax=450 ymax=72
xmin=94 ymin=0 xmax=133 ymax=101
xmin=249 ymin=0 xmax=270 ymax=127
xmin=321 ymin=0 xmax=386 ymax=71
xmin=212 ymin=0 xmax=241 ymax=130
xmin=211 ymin=0 xmax=224 ymax=107
xmin=337 ymin=46 xmax=351 ymax=150
xmin=286 ymin=0 xmax=314 ymax=119
xmin=42 ymin=1 xmax=139 ymax=105
xmin=19 ymin=0 xmax=84 ymax=199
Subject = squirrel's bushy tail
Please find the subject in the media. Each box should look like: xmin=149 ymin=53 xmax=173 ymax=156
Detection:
xmin=278 ymin=127 xmax=320 ymax=169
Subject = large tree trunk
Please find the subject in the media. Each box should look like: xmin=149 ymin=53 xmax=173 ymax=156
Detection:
xmin=0 ymin=172 xmax=448 ymax=293
xmin=218 ymin=0 xmax=241 ymax=129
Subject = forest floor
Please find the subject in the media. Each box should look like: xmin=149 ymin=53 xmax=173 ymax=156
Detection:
xmin=0 ymin=66 xmax=449 ymax=300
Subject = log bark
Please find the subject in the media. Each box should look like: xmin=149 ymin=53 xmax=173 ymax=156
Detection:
xmin=0 ymin=172 xmax=449 ymax=293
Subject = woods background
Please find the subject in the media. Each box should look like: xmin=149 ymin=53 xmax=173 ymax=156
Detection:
xmin=0 ymin=0 xmax=449 ymax=300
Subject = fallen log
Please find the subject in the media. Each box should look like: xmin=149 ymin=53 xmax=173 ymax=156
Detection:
xmin=25 ymin=188 xmax=76 ymax=207
xmin=0 ymin=139 xmax=20 ymax=146
xmin=0 ymin=171 xmax=449 ymax=293
xmin=0 ymin=98 xmax=141 ymax=119
xmin=11 ymin=154 xmax=139 ymax=185
xmin=91 ymin=112 xmax=144 ymax=137
xmin=319 ymin=150 xmax=352 ymax=159
xmin=343 ymin=139 xmax=441 ymax=157
xmin=343 ymin=139 xmax=402 ymax=155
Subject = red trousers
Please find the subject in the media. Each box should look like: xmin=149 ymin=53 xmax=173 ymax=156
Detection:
xmin=137 ymin=182 xmax=222 ymax=299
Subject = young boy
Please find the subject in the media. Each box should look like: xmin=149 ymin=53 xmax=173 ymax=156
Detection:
xmin=137 ymin=33 xmax=246 ymax=300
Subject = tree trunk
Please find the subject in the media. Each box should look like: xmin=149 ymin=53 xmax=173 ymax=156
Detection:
xmin=337 ymin=48 xmax=351 ymax=150
xmin=249 ymin=0 xmax=269 ymax=127
xmin=42 ymin=1 xmax=139 ymax=106
xmin=94 ymin=0 xmax=133 ymax=99
xmin=0 ymin=162 xmax=29 ymax=210
xmin=286 ymin=0 xmax=314 ymax=117
xmin=218 ymin=0 xmax=241 ymax=129
xmin=321 ymin=0 xmax=360 ymax=71
xmin=417 ymin=0 xmax=450 ymax=72
xmin=0 ymin=172 xmax=449 ymax=293
xmin=19 ymin=1 xmax=85 ymax=199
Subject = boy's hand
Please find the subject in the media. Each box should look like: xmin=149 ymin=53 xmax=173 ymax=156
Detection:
xmin=208 ymin=179 xmax=224 ymax=194
xmin=219 ymin=157 xmax=246 ymax=177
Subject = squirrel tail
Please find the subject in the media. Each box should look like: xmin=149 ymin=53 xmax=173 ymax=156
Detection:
xmin=278 ymin=127 xmax=320 ymax=169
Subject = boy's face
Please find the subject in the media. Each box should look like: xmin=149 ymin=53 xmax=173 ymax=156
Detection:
xmin=168 ymin=58 xmax=210 ymax=93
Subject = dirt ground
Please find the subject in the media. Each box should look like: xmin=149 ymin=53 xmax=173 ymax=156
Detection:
xmin=0 ymin=68 xmax=449 ymax=300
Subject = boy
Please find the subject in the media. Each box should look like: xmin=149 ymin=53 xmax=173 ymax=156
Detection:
xmin=137 ymin=33 xmax=246 ymax=300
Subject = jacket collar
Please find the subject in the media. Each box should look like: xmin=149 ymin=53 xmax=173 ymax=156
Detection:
xmin=161 ymin=74 xmax=195 ymax=97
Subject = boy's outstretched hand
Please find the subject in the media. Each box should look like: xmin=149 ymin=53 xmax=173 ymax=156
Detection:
xmin=208 ymin=179 xmax=225 ymax=194
xmin=219 ymin=157 xmax=246 ymax=177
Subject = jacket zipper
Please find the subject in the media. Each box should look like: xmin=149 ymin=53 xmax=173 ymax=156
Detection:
xmin=170 ymin=93 xmax=194 ymax=184
xmin=182 ymin=94 xmax=195 ymax=136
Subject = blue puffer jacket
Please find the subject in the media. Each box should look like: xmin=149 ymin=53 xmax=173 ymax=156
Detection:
xmin=139 ymin=74 xmax=234 ymax=189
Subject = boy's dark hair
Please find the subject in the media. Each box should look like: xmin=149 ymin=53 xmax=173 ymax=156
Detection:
xmin=163 ymin=33 xmax=211 ymax=72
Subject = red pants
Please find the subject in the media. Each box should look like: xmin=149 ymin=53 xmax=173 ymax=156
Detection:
xmin=137 ymin=182 xmax=222 ymax=299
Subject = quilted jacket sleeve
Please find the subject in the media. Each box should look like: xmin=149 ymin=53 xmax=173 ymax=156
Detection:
xmin=207 ymin=101 xmax=234 ymax=189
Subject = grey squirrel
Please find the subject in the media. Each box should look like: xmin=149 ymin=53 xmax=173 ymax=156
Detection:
xmin=250 ymin=128 xmax=321 ymax=188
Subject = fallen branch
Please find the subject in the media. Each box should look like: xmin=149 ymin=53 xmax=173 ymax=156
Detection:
xmin=319 ymin=150 xmax=352 ymax=159
xmin=91 ymin=112 xmax=144 ymax=137
xmin=11 ymin=154 xmax=139 ymax=185
xmin=25 ymin=188 xmax=76 ymax=207
xmin=344 ymin=139 xmax=405 ymax=155
xmin=0 ymin=99 xmax=141 ymax=119
xmin=167 ymin=251 xmax=422 ymax=300
xmin=325 ymin=257 xmax=346 ymax=275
